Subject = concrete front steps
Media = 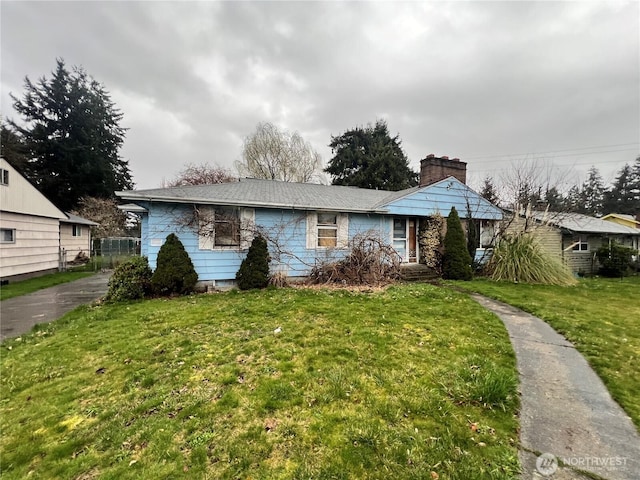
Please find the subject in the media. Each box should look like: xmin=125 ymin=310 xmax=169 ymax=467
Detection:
xmin=399 ymin=263 xmax=440 ymax=282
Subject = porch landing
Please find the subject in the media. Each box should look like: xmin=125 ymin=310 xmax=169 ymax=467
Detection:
xmin=399 ymin=263 xmax=440 ymax=282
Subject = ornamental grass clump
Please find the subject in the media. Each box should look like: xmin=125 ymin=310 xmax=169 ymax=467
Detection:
xmin=489 ymin=233 xmax=576 ymax=286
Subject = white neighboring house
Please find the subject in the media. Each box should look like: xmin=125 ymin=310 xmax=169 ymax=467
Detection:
xmin=60 ymin=213 xmax=98 ymax=264
xmin=0 ymin=158 xmax=97 ymax=281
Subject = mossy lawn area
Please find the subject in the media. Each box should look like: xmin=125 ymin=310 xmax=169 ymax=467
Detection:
xmin=458 ymin=277 xmax=640 ymax=430
xmin=0 ymin=271 xmax=95 ymax=301
xmin=1 ymin=284 xmax=519 ymax=479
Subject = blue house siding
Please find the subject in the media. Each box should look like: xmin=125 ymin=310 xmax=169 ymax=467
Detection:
xmin=120 ymin=176 xmax=503 ymax=284
xmin=139 ymin=204 xmax=392 ymax=283
xmin=258 ymin=209 xmax=388 ymax=278
xmin=383 ymin=180 xmax=502 ymax=220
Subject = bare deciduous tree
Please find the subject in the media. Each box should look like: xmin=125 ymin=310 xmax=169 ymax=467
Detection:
xmin=71 ymin=197 xmax=129 ymax=237
xmin=165 ymin=162 xmax=236 ymax=187
xmin=235 ymin=122 xmax=324 ymax=183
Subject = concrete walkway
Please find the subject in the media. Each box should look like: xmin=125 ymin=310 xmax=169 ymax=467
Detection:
xmin=0 ymin=272 xmax=110 ymax=341
xmin=471 ymin=294 xmax=640 ymax=480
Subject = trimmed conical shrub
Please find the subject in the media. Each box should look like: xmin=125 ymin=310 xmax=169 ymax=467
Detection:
xmin=443 ymin=207 xmax=473 ymax=280
xmin=236 ymin=235 xmax=270 ymax=290
xmin=151 ymin=233 xmax=198 ymax=295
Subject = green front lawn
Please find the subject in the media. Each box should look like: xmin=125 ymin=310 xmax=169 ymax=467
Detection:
xmin=0 ymin=285 xmax=520 ymax=479
xmin=457 ymin=277 xmax=640 ymax=430
xmin=0 ymin=271 xmax=95 ymax=301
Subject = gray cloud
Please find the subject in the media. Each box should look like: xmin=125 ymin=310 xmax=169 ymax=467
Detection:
xmin=2 ymin=1 xmax=638 ymax=190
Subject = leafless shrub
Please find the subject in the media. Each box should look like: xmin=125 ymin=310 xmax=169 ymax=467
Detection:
xmin=307 ymin=232 xmax=401 ymax=286
xmin=268 ymin=271 xmax=289 ymax=288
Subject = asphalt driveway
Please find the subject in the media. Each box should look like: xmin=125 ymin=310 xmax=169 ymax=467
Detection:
xmin=0 ymin=272 xmax=110 ymax=341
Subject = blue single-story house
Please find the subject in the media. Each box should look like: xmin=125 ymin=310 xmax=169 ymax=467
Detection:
xmin=117 ymin=156 xmax=502 ymax=288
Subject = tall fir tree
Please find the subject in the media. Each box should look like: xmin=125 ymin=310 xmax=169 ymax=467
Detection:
xmin=480 ymin=176 xmax=499 ymax=205
xmin=544 ymin=187 xmax=564 ymax=211
xmin=603 ymin=163 xmax=636 ymax=215
xmin=9 ymin=59 xmax=133 ymax=210
xmin=325 ymin=120 xmax=417 ymax=191
xmin=580 ymin=166 xmax=605 ymax=216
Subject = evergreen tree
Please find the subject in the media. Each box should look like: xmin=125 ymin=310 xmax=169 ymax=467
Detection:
xmin=632 ymin=156 xmax=640 ymax=209
xmin=325 ymin=120 xmax=418 ymax=191
xmin=151 ymin=234 xmax=198 ymax=295
xmin=544 ymin=187 xmax=564 ymax=211
xmin=603 ymin=164 xmax=635 ymax=214
xmin=9 ymin=59 xmax=133 ymax=210
xmin=580 ymin=166 xmax=605 ymax=216
xmin=480 ymin=176 xmax=499 ymax=205
xmin=466 ymin=218 xmax=478 ymax=260
xmin=0 ymin=124 xmax=30 ymax=174
xmin=236 ymin=235 xmax=270 ymax=290
xmin=442 ymin=207 xmax=473 ymax=280
xmin=564 ymin=185 xmax=582 ymax=213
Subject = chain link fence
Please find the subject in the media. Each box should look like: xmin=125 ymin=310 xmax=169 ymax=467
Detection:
xmin=90 ymin=237 xmax=141 ymax=270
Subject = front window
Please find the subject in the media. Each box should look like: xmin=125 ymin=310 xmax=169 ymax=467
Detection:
xmin=572 ymin=236 xmax=588 ymax=252
xmin=393 ymin=218 xmax=407 ymax=253
xmin=0 ymin=169 xmax=8 ymax=185
xmin=72 ymin=225 xmax=82 ymax=237
xmin=1 ymin=228 xmax=15 ymax=243
xmin=317 ymin=213 xmax=338 ymax=247
xmin=480 ymin=221 xmax=496 ymax=248
xmin=214 ymin=208 xmax=240 ymax=247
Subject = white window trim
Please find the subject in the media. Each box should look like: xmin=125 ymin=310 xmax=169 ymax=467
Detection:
xmin=198 ymin=206 xmax=255 ymax=251
xmin=479 ymin=220 xmax=496 ymax=249
xmin=1 ymin=228 xmax=16 ymax=243
xmin=72 ymin=225 xmax=82 ymax=237
xmin=0 ymin=169 xmax=9 ymax=185
xmin=572 ymin=235 xmax=589 ymax=252
xmin=307 ymin=212 xmax=348 ymax=249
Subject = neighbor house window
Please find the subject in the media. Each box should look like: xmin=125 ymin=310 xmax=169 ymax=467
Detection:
xmin=72 ymin=225 xmax=82 ymax=237
xmin=317 ymin=213 xmax=338 ymax=247
xmin=0 ymin=169 xmax=8 ymax=185
xmin=214 ymin=207 xmax=240 ymax=247
xmin=1 ymin=228 xmax=15 ymax=243
xmin=572 ymin=236 xmax=588 ymax=251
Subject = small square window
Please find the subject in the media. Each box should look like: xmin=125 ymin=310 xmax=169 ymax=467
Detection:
xmin=572 ymin=236 xmax=588 ymax=251
xmin=1 ymin=228 xmax=16 ymax=243
xmin=72 ymin=225 xmax=82 ymax=237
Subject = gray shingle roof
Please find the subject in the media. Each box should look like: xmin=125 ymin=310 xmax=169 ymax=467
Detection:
xmin=531 ymin=211 xmax=640 ymax=235
xmin=117 ymin=178 xmax=409 ymax=213
xmin=62 ymin=212 xmax=99 ymax=226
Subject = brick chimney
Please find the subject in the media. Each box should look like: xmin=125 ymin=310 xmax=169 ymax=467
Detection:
xmin=419 ymin=154 xmax=467 ymax=187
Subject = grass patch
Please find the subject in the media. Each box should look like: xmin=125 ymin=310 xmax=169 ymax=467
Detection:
xmin=0 ymin=271 xmax=95 ymax=301
xmin=0 ymin=284 xmax=520 ymax=479
xmin=456 ymin=276 xmax=640 ymax=430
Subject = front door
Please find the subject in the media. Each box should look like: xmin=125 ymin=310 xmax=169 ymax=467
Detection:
xmin=408 ymin=219 xmax=417 ymax=263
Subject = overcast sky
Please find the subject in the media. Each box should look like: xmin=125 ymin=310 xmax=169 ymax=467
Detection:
xmin=2 ymin=1 xmax=638 ymax=192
